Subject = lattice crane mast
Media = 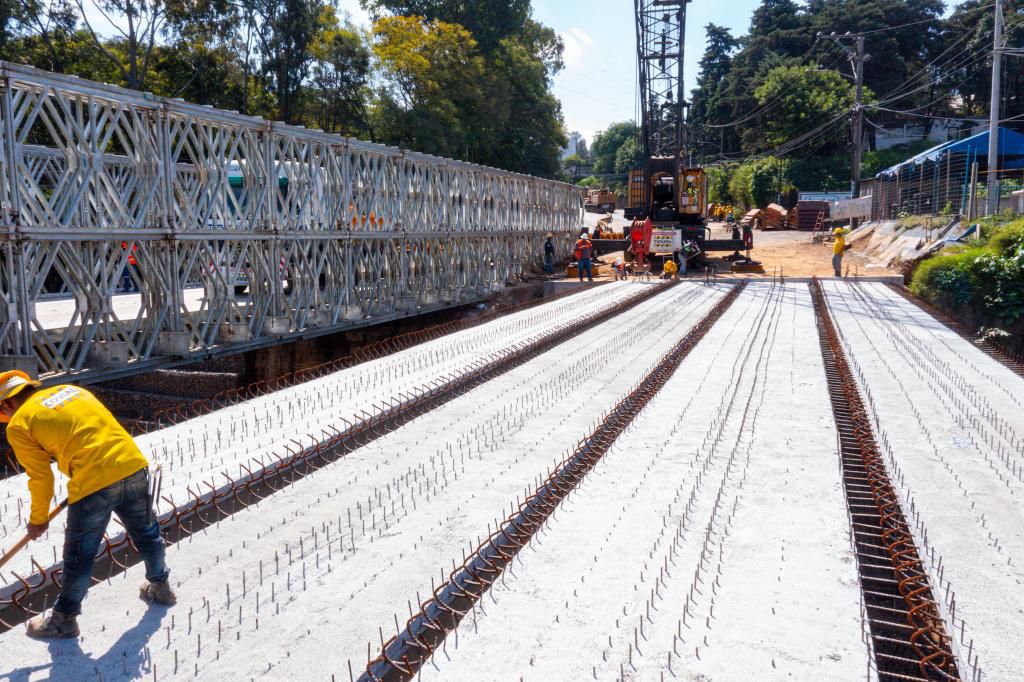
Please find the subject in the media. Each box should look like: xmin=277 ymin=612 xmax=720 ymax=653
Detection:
xmin=625 ymin=0 xmax=746 ymax=263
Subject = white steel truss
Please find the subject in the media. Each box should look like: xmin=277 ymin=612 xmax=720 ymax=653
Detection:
xmin=0 ymin=63 xmax=582 ymax=380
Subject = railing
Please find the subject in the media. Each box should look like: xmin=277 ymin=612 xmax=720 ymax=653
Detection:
xmin=0 ymin=62 xmax=582 ymax=380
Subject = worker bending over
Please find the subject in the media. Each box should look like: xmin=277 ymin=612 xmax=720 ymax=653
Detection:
xmin=662 ymin=258 xmax=679 ymax=280
xmin=0 ymin=371 xmax=175 ymax=639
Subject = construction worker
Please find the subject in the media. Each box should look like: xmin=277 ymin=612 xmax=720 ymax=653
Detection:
xmin=120 ymin=241 xmax=138 ymax=292
xmin=613 ymin=256 xmax=627 ymax=280
xmin=543 ymin=232 xmax=555 ymax=273
xmin=574 ymin=232 xmax=594 ymax=282
xmin=662 ymin=258 xmax=679 ymax=280
xmin=832 ymin=227 xmax=849 ymax=277
xmin=0 ymin=371 xmax=175 ymax=638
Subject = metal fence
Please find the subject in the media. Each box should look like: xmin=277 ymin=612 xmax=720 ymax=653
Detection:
xmin=870 ymin=153 xmax=1024 ymax=220
xmin=0 ymin=62 xmax=582 ymax=380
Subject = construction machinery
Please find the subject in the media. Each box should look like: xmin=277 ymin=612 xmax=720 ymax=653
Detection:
xmin=584 ymin=188 xmax=617 ymax=213
xmin=625 ymin=0 xmax=750 ymax=267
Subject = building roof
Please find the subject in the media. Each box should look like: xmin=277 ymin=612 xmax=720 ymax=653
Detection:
xmin=877 ymin=127 xmax=1024 ymax=177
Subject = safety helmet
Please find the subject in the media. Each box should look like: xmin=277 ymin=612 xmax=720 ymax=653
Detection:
xmin=0 ymin=370 xmax=41 ymax=423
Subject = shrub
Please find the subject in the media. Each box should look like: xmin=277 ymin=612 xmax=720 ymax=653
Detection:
xmin=910 ymin=219 xmax=1024 ymax=328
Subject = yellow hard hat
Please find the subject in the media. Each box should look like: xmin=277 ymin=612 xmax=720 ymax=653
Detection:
xmin=0 ymin=370 xmax=41 ymax=422
xmin=832 ymin=227 xmax=843 ymax=234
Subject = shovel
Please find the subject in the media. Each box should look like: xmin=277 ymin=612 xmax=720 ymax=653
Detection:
xmin=0 ymin=499 xmax=68 ymax=570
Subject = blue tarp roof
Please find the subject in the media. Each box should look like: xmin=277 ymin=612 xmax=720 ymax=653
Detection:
xmin=878 ymin=127 xmax=1024 ymax=177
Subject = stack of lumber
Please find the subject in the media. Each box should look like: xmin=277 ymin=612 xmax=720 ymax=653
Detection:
xmin=794 ymin=200 xmax=830 ymax=231
xmin=762 ymin=203 xmax=789 ymax=229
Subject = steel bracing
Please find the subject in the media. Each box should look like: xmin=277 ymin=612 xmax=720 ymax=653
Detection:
xmin=634 ymin=0 xmax=689 ymax=163
xmin=0 ymin=62 xmax=582 ymax=381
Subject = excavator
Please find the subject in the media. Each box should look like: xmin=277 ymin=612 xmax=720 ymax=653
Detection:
xmin=619 ymin=0 xmax=753 ymax=270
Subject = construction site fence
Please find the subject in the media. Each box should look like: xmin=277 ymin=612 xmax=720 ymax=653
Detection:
xmin=868 ymin=153 xmax=1024 ymax=220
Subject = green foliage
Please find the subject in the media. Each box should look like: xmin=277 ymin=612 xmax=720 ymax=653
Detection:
xmin=590 ymin=121 xmax=638 ymax=175
xmin=754 ymin=66 xmax=862 ymax=149
xmin=707 ymin=165 xmax=735 ymax=205
xmin=372 ymin=15 xmax=485 ymax=158
xmin=3 ymin=0 xmax=565 ymax=178
xmin=613 ymin=136 xmax=640 ymax=175
xmin=690 ymin=0 xmax=952 ymax=161
xmin=308 ymin=7 xmax=372 ymax=135
xmin=911 ymin=220 xmax=1024 ymax=326
xmin=728 ymin=157 xmax=784 ymax=209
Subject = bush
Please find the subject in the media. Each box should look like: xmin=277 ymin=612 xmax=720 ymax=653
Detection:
xmin=910 ymin=219 xmax=1024 ymax=329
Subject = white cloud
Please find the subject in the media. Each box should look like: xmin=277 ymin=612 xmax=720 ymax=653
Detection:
xmin=559 ymin=27 xmax=594 ymax=69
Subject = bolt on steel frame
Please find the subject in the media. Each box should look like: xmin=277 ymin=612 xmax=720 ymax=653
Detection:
xmin=0 ymin=62 xmax=582 ymax=381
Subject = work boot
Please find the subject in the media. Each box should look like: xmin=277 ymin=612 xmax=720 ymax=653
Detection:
xmin=26 ymin=609 xmax=79 ymax=639
xmin=140 ymin=579 xmax=177 ymax=606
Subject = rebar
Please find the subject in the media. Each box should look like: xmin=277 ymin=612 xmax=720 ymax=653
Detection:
xmin=359 ymin=282 xmax=746 ymax=682
xmin=0 ymin=281 xmax=673 ymax=630
xmin=810 ymin=278 xmax=959 ymax=681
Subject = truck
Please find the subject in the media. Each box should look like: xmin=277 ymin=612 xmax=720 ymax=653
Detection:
xmin=584 ymin=188 xmax=617 ymax=214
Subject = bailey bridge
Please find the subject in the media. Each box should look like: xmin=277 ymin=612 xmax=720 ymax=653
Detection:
xmin=0 ymin=62 xmax=582 ymax=383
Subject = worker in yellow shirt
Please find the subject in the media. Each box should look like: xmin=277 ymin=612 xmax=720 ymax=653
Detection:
xmin=662 ymin=258 xmax=679 ymax=280
xmin=0 ymin=371 xmax=175 ymax=638
xmin=832 ymin=227 xmax=849 ymax=277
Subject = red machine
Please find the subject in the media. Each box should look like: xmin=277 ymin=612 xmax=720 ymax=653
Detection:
xmin=629 ymin=218 xmax=654 ymax=269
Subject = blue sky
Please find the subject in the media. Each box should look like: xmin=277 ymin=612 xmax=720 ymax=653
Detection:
xmin=337 ymin=0 xmax=769 ymax=143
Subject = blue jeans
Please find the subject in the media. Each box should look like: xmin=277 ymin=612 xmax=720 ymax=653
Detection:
xmin=543 ymin=253 xmax=554 ymax=273
xmin=56 ymin=469 xmax=168 ymax=616
xmin=578 ymin=258 xmax=592 ymax=281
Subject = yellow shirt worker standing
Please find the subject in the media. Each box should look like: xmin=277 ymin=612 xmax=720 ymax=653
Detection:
xmin=832 ymin=227 xmax=849 ymax=277
xmin=0 ymin=371 xmax=176 ymax=638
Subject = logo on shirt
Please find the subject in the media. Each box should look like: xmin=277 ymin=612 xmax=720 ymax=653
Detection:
xmin=41 ymin=386 xmax=82 ymax=411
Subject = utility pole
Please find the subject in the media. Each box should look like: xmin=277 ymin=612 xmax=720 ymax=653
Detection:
xmin=852 ymin=35 xmax=865 ymax=214
xmin=987 ymin=0 xmax=1004 ymax=217
xmin=820 ymin=32 xmax=867 ymax=229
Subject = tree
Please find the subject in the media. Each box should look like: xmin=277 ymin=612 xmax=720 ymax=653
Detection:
xmin=689 ymin=23 xmax=738 ymax=158
xmin=365 ymin=1 xmax=565 ymax=177
xmin=590 ymin=121 xmax=637 ymax=175
xmin=2 ymin=0 xmax=77 ymax=69
xmin=478 ymin=34 xmax=565 ymax=177
xmin=308 ymin=6 xmax=371 ymax=136
xmin=361 ymin=0 xmax=530 ymax=54
xmin=754 ymin=65 xmax=864 ymax=152
xmin=74 ymin=0 xmax=167 ymax=89
xmin=263 ymin=0 xmax=322 ymax=123
xmin=371 ymin=15 xmax=485 ymax=158
xmin=575 ymin=137 xmax=589 ymax=160
xmin=942 ymin=1 xmax=1024 ymax=121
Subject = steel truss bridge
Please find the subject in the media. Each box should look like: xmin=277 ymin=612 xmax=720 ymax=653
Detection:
xmin=0 ymin=63 xmax=582 ymax=382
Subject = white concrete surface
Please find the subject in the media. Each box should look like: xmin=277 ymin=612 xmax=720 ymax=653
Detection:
xmin=824 ymin=280 xmax=1024 ymax=682
xmin=0 ymin=282 xmax=726 ymax=680
xmin=418 ymin=283 xmax=871 ymax=682
xmin=2 ymin=279 xmax=1022 ymax=682
xmin=0 ymin=281 xmax=644 ymax=584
